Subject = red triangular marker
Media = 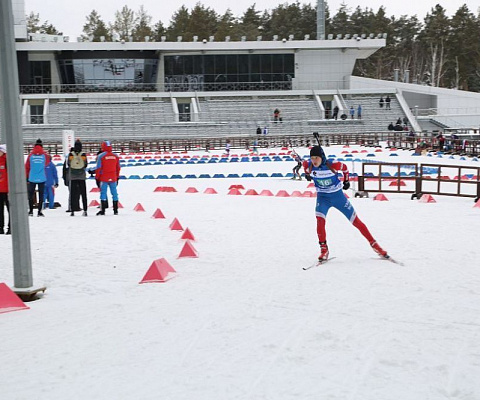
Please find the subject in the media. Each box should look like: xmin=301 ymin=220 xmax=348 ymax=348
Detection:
xmin=134 ymin=203 xmax=145 ymax=212
xmin=0 ymin=283 xmax=30 ymax=314
xmin=89 ymin=200 xmax=100 ymax=207
xmin=152 ymin=208 xmax=165 ymax=219
xmin=178 ymin=240 xmax=198 ymax=258
xmin=419 ymin=194 xmax=436 ymax=203
xmin=374 ymin=194 xmax=389 ymax=201
xmin=169 ymin=218 xmax=184 ymax=231
xmin=259 ymin=190 xmax=274 ymax=196
xmin=204 ymin=188 xmax=217 ymax=194
xmin=181 ymin=228 xmax=195 ymax=241
xmin=139 ymin=258 xmax=176 ymax=283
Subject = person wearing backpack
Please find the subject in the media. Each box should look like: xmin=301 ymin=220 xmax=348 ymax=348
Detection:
xmin=95 ymin=140 xmax=121 ymax=216
xmin=67 ymin=140 xmax=88 ymax=216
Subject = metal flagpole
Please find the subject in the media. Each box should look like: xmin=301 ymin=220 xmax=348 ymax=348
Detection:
xmin=0 ymin=0 xmax=41 ymax=296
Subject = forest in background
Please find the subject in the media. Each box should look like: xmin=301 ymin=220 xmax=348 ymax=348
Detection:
xmin=26 ymin=2 xmax=480 ymax=92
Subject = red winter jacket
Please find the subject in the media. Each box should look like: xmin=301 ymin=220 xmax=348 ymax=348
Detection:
xmin=95 ymin=150 xmax=121 ymax=183
xmin=0 ymin=154 xmax=8 ymax=193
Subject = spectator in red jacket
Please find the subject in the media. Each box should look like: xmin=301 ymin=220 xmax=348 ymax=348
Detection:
xmin=0 ymin=145 xmax=11 ymax=234
xmin=95 ymin=141 xmax=121 ymax=215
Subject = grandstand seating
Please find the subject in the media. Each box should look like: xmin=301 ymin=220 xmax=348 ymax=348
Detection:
xmin=5 ymin=92 xmax=412 ymax=143
xmin=345 ymin=95 xmax=409 ymax=132
xmin=48 ymin=101 xmax=176 ymax=126
xmin=199 ymin=97 xmax=319 ymax=125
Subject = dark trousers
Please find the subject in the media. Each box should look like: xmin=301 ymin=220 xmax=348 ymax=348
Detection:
xmin=70 ymin=180 xmax=88 ymax=211
xmin=28 ymin=182 xmax=45 ymax=212
xmin=0 ymin=193 xmax=10 ymax=229
xmin=293 ymin=164 xmax=301 ymax=176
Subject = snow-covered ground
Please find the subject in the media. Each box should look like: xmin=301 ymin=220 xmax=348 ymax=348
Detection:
xmin=1 ymin=144 xmax=480 ymax=400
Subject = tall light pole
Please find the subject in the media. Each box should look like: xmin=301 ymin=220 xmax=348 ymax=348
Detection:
xmin=317 ymin=0 xmax=325 ymax=40
xmin=0 ymin=0 xmax=42 ymax=297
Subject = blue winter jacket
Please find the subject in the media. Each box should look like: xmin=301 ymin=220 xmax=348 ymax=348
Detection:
xmin=45 ymin=161 xmax=59 ymax=186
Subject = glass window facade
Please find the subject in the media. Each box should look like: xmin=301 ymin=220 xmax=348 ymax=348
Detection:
xmin=57 ymin=58 xmax=158 ymax=92
xmin=164 ymin=54 xmax=294 ymax=91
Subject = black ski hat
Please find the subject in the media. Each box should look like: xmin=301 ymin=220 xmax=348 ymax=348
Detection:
xmin=35 ymin=138 xmax=43 ymax=146
xmin=310 ymin=146 xmax=327 ymax=164
xmin=310 ymin=145 xmax=323 ymax=157
xmin=74 ymin=139 xmax=82 ymax=152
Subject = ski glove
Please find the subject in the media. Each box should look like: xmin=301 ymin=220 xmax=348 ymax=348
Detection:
xmin=305 ymin=174 xmax=312 ymax=182
xmin=343 ymin=180 xmax=350 ymax=190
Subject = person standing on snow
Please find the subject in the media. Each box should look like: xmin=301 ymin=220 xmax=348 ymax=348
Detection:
xmin=0 ymin=145 xmax=11 ymax=234
xmin=68 ymin=140 xmax=88 ymax=216
xmin=95 ymin=141 xmax=121 ymax=216
xmin=291 ymin=150 xmax=303 ymax=180
xmin=25 ymin=138 xmax=50 ymax=217
xmin=304 ymin=145 xmax=388 ymax=261
xmin=43 ymin=159 xmax=59 ymax=210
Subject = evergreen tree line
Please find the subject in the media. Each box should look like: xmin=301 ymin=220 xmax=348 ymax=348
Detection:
xmin=27 ymin=2 xmax=480 ymax=92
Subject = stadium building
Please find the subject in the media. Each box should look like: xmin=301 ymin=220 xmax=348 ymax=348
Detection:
xmin=1 ymin=0 xmax=480 ymax=144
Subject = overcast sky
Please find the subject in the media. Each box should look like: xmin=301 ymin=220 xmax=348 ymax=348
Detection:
xmin=24 ymin=0 xmax=480 ymax=39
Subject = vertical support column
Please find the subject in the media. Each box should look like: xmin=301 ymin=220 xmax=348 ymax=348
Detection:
xmin=0 ymin=1 xmax=34 ymax=288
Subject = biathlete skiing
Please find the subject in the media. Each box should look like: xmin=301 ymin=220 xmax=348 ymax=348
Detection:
xmin=291 ymin=150 xmax=303 ymax=180
xmin=304 ymin=144 xmax=389 ymax=263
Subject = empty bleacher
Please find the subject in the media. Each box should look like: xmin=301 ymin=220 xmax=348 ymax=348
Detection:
xmin=48 ymin=101 xmax=176 ymax=126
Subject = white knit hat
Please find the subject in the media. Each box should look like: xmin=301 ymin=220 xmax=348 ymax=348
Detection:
xmin=0 ymin=144 xmax=6 ymax=153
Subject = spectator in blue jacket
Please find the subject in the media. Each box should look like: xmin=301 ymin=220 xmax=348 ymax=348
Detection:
xmin=43 ymin=160 xmax=59 ymax=209
xmin=25 ymin=139 xmax=50 ymax=217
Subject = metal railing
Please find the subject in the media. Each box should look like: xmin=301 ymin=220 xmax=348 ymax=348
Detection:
xmin=22 ymin=132 xmax=402 ymax=155
xmin=356 ymin=162 xmax=480 ymax=202
xmin=386 ymin=135 xmax=480 ymax=156
xmin=19 ymin=81 xmax=294 ymax=94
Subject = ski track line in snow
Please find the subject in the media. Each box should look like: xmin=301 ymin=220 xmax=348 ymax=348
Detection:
xmin=345 ymin=335 xmax=386 ymax=400
xmin=243 ymin=317 xmax=309 ymax=398
xmin=444 ymin=336 xmax=469 ymax=397
xmin=177 ymin=321 xmax=211 ymax=368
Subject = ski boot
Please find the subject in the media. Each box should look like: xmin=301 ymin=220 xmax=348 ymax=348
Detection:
xmin=371 ymin=241 xmax=388 ymax=258
xmin=318 ymin=241 xmax=329 ymax=261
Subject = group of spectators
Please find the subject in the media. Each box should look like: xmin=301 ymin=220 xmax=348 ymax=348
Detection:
xmin=325 ymin=105 xmax=362 ymax=120
xmin=388 ymin=117 xmax=410 ymax=132
xmin=0 ymin=138 xmax=122 ymax=234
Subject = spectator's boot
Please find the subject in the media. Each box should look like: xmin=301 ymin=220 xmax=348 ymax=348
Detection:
xmin=37 ymin=202 xmax=44 ymax=217
xmin=113 ymin=201 xmax=119 ymax=215
xmin=96 ymin=200 xmax=107 ymax=216
xmin=318 ymin=241 xmax=329 ymax=261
